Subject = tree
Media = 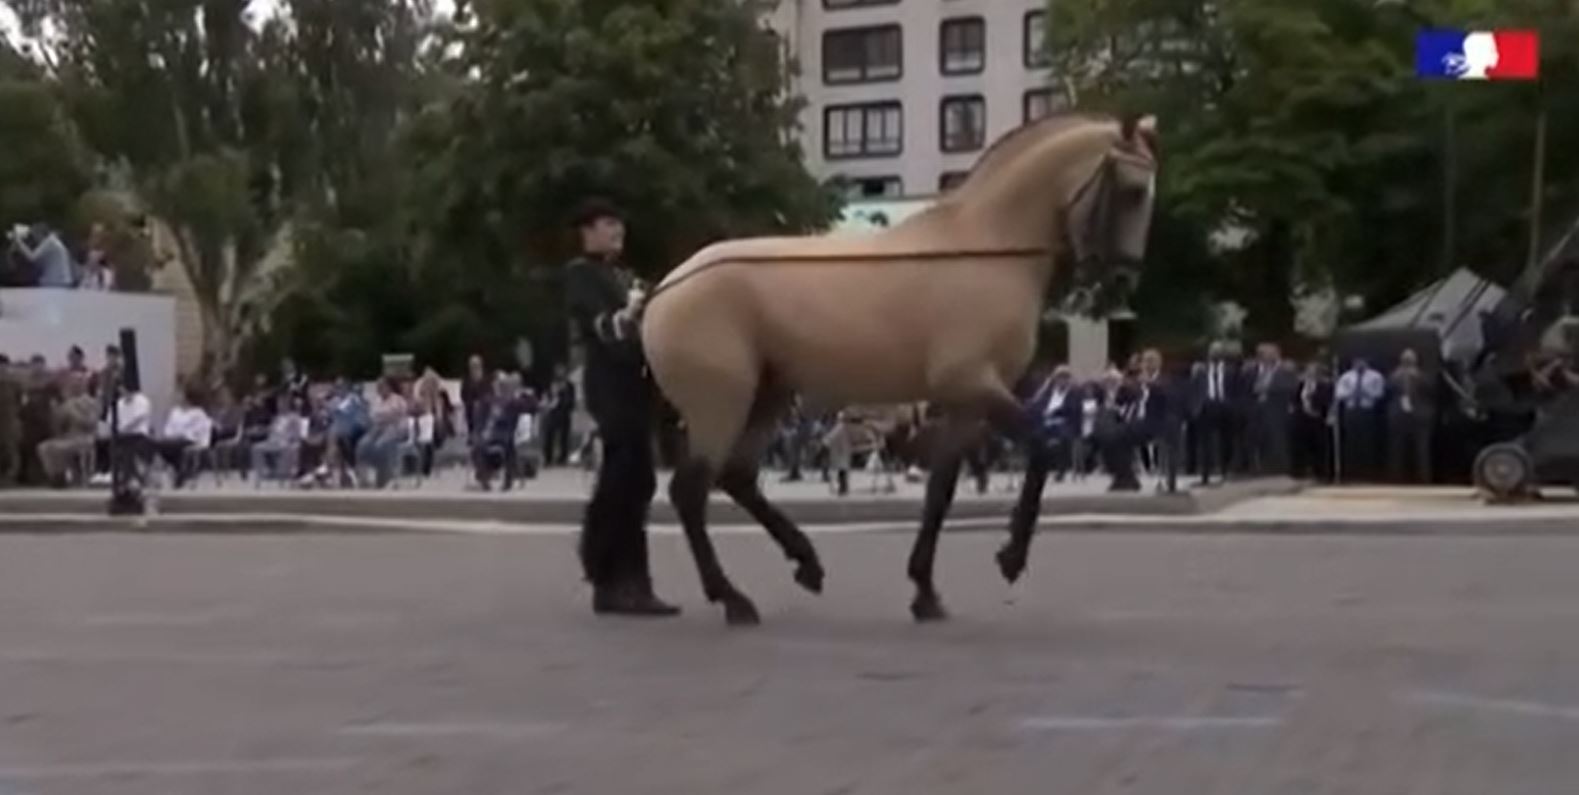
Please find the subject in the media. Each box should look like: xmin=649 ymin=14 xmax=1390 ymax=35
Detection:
xmin=1049 ymin=0 xmax=1579 ymax=341
xmin=0 ymin=39 xmax=90 ymax=232
xmin=408 ymin=0 xmax=839 ymax=377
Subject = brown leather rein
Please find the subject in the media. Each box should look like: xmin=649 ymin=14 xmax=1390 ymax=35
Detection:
xmin=644 ymin=245 xmax=1052 ymax=302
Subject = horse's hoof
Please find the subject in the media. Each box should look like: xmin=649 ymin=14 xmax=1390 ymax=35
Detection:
xmin=910 ymin=593 xmax=949 ymax=623
xmin=793 ymin=561 xmax=825 ymax=594
xmin=996 ymin=545 xmax=1027 ymax=584
xmin=723 ymin=595 xmax=761 ymax=627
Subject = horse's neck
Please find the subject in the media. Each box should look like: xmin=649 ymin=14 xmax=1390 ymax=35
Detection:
xmin=952 ymin=130 xmax=1111 ymax=252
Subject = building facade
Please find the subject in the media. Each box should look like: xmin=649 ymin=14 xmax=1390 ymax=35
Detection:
xmin=766 ymin=0 xmax=1063 ymax=200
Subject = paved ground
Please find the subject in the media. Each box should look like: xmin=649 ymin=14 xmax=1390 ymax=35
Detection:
xmin=2 ymin=531 xmax=1579 ymax=793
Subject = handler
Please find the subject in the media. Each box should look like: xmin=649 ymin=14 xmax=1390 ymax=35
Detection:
xmin=562 ymin=198 xmax=680 ymax=617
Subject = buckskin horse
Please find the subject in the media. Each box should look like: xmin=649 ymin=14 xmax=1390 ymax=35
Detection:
xmin=641 ymin=111 xmax=1160 ymax=625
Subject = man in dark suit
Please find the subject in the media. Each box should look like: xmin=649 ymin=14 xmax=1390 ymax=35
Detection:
xmin=1386 ymin=348 xmax=1436 ymax=483
xmin=562 ymin=198 xmax=679 ymax=617
xmin=1291 ymin=361 xmax=1335 ymax=481
xmin=1244 ymin=342 xmax=1297 ymax=476
xmin=1189 ymin=341 xmax=1240 ymax=485
xmin=1025 ymin=365 xmax=1083 ymax=481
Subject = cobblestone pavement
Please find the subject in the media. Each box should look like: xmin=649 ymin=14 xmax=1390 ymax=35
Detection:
xmin=1 ymin=531 xmax=1578 ymax=794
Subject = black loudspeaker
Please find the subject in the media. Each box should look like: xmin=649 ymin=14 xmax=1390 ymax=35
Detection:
xmin=1108 ymin=315 xmax=1137 ymax=368
xmin=118 ymin=327 xmax=140 ymax=393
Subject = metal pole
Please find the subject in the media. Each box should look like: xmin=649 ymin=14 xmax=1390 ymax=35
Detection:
xmin=1441 ymin=100 xmax=1457 ymax=276
xmin=1526 ymin=104 xmax=1548 ymax=274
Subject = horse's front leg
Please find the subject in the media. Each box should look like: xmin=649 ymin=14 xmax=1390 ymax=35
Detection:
xmin=907 ymin=417 xmax=984 ymax=622
xmin=975 ymin=389 xmax=1051 ymax=584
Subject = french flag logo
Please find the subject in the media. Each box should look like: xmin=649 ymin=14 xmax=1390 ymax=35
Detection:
xmin=1416 ymin=30 xmax=1539 ymax=80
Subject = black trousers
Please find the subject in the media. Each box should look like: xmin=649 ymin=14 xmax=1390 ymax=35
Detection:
xmin=1292 ymin=414 xmax=1331 ymax=481
xmin=542 ymin=410 xmax=573 ymax=466
xmin=1387 ymin=412 xmax=1434 ymax=484
xmin=578 ymin=398 xmax=658 ymax=589
xmin=1194 ymin=401 xmax=1233 ymax=482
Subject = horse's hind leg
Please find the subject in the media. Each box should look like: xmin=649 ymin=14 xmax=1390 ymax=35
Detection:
xmin=908 ymin=417 xmax=985 ymax=622
xmin=667 ymin=380 xmax=761 ymax=626
xmin=716 ymin=387 xmax=824 ymax=593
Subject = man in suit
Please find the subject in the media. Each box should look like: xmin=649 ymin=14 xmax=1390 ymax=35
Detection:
xmin=1291 ymin=361 xmax=1335 ymax=481
xmin=563 ymin=198 xmax=679 ymax=617
xmin=1334 ymin=357 xmax=1387 ymax=482
xmin=1026 ymin=365 xmax=1083 ymax=481
xmin=1189 ymin=341 xmax=1239 ymax=485
xmin=1386 ymin=348 xmax=1436 ymax=483
xmin=1244 ymin=342 xmax=1297 ymax=476
xmin=1134 ymin=348 xmax=1179 ymax=491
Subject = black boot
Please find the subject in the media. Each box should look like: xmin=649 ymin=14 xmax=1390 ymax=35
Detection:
xmin=592 ymin=581 xmax=681 ymax=617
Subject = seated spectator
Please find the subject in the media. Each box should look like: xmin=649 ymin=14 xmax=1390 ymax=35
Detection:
xmin=293 ymin=392 xmax=333 ymax=486
xmin=104 ymin=378 xmax=154 ymax=487
xmin=249 ymin=396 xmax=306 ymax=482
xmin=18 ymin=356 xmax=58 ymax=486
xmin=38 ymin=372 xmax=100 ymax=487
xmin=355 ymin=377 xmax=410 ymax=489
xmin=154 ymin=389 xmax=212 ymax=488
xmin=0 ymin=355 xmax=22 ymax=485
xmin=1025 ymin=365 xmax=1084 ymax=482
xmin=472 ymin=376 xmax=534 ymax=491
xmin=325 ymin=379 xmax=369 ymax=487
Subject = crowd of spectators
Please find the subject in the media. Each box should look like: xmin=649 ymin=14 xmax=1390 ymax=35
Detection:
xmin=0 ymin=337 xmax=1524 ymax=496
xmin=0 ymin=350 xmax=583 ymax=492
xmin=761 ymin=341 xmax=1473 ymax=495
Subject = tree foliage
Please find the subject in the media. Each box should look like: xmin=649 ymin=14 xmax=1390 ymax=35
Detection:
xmin=1051 ymin=0 xmax=1579 ymax=342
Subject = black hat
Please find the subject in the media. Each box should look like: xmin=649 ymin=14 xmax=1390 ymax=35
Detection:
xmin=570 ymin=197 xmax=624 ymax=228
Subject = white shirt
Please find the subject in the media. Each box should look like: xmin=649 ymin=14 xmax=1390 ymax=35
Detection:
xmin=1207 ymin=361 xmax=1228 ymax=402
xmin=115 ymin=392 xmax=152 ymax=436
xmin=162 ymin=405 xmax=213 ymax=448
xmin=1043 ymin=386 xmax=1069 ymax=419
xmin=1334 ymin=369 xmax=1386 ymax=409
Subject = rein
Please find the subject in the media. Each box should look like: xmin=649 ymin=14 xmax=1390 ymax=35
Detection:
xmin=644 ymin=245 xmax=1050 ymax=303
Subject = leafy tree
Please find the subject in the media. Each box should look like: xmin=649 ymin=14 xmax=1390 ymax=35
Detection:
xmin=1049 ymin=0 xmax=1579 ymax=341
xmin=407 ymin=0 xmax=839 ymax=378
xmin=0 ymin=56 xmax=90 ymax=233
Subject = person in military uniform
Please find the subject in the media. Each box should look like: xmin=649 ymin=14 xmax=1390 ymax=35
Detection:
xmin=562 ymin=198 xmax=679 ymax=617
xmin=0 ymin=355 xmax=22 ymax=486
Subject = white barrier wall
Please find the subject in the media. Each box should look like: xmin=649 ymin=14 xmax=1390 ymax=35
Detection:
xmin=0 ymin=289 xmax=179 ymax=417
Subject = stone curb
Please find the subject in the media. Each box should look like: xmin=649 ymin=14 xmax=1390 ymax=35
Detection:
xmin=0 ymin=510 xmax=1575 ymax=537
xmin=0 ymin=478 xmax=1300 ymax=527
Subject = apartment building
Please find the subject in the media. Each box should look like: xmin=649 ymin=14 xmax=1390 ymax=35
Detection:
xmin=765 ymin=0 xmax=1063 ymax=200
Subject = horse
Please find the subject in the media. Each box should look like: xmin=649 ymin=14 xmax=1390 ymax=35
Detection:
xmin=640 ymin=111 xmax=1160 ymax=625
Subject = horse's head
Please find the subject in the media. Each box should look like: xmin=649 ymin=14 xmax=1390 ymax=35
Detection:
xmin=1062 ymin=114 xmax=1158 ymax=316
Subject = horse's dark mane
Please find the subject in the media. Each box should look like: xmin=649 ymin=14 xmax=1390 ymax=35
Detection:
xmin=951 ymin=109 xmax=1115 ymax=191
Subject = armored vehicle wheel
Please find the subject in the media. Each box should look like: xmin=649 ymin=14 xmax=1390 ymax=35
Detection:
xmin=1474 ymin=443 xmax=1534 ymax=503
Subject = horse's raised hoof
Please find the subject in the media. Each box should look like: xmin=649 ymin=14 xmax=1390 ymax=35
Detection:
xmin=793 ymin=561 xmax=825 ymax=594
xmin=722 ymin=594 xmax=761 ymax=627
xmin=996 ymin=544 xmax=1028 ymax=584
xmin=910 ymin=593 xmax=949 ymax=623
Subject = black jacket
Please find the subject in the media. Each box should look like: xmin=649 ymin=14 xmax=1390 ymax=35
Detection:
xmin=563 ymin=256 xmax=649 ymax=425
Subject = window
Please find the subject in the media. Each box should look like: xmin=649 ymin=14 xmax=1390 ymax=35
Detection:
xmin=939 ymin=95 xmax=986 ymax=153
xmin=823 ymin=25 xmax=902 ymax=84
xmin=825 ymin=101 xmax=903 ymax=159
xmin=1023 ymin=88 xmax=1067 ymax=122
xmin=939 ymin=171 xmax=970 ymax=192
xmin=845 ymin=176 xmax=904 ymax=199
xmin=823 ymin=0 xmax=898 ymax=8
xmin=1024 ymin=11 xmax=1050 ymax=68
xmin=939 ymin=17 xmax=985 ymax=75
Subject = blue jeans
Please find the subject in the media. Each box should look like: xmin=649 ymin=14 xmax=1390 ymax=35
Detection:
xmin=356 ymin=428 xmax=407 ymax=487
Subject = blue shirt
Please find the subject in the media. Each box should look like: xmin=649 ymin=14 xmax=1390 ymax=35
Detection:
xmin=25 ymin=234 xmax=77 ymax=288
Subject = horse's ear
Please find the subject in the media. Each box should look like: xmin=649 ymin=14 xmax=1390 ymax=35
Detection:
xmin=1125 ymin=114 xmax=1159 ymax=157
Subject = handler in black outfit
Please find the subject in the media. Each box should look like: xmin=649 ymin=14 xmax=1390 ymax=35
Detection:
xmin=563 ymin=199 xmax=680 ymax=617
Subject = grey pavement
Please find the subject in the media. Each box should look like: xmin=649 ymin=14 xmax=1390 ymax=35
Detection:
xmin=2 ymin=531 xmax=1579 ymax=793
